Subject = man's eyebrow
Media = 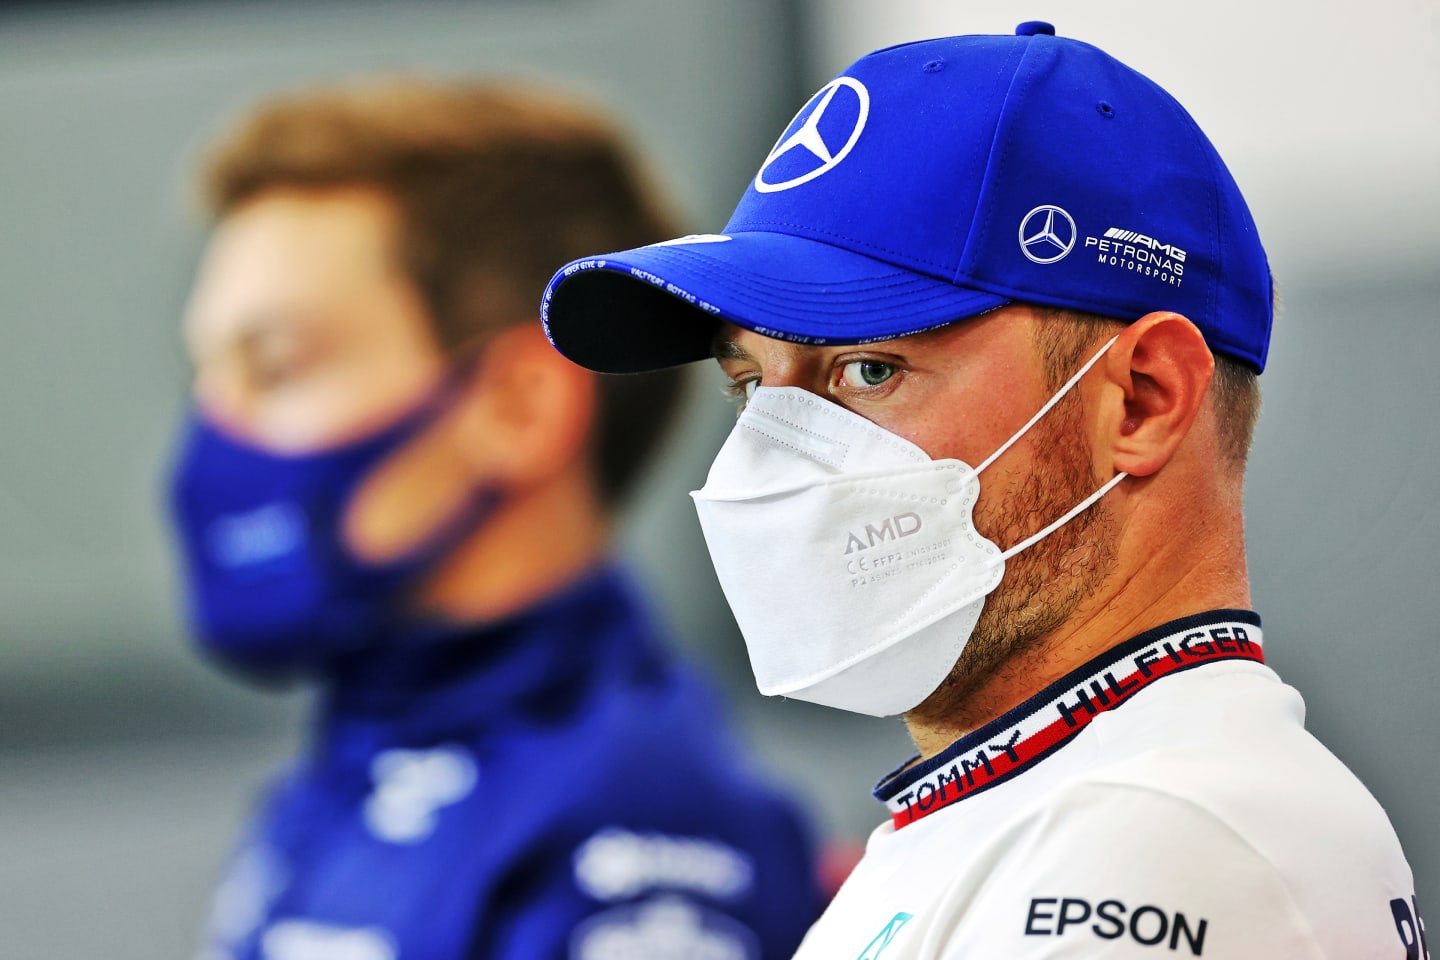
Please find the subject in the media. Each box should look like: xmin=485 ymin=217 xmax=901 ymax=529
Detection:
xmin=710 ymin=334 xmax=752 ymax=362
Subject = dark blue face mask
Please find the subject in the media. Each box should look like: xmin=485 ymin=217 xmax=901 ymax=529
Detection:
xmin=166 ymin=376 xmax=501 ymax=680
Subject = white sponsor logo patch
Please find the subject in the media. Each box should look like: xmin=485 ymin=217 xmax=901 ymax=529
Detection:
xmin=260 ymin=921 xmax=396 ymax=960
xmin=207 ymin=502 xmax=306 ymax=568
xmin=574 ymin=828 xmax=754 ymax=902
xmin=1083 ymin=225 xmax=1188 ymax=287
xmin=571 ymin=898 xmax=758 ymax=960
xmin=756 ymin=77 xmax=870 ymax=193
xmin=1018 ymin=205 xmax=1078 ymax=264
xmin=200 ymin=843 xmax=288 ymax=951
xmin=649 ymin=234 xmax=733 ymax=247
xmin=364 ymin=744 xmax=477 ymax=844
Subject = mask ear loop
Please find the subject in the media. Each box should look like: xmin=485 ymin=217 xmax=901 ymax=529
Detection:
xmin=973 ymin=334 xmax=1119 ymax=476
xmin=341 ymin=334 xmax=502 ymax=574
xmin=992 ymin=470 xmax=1127 ymax=564
xmin=968 ymin=334 xmax=1129 ymax=567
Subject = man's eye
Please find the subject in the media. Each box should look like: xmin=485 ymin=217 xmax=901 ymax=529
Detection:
xmin=246 ymin=335 xmax=328 ymax=391
xmin=722 ymin=377 xmax=760 ymax=409
xmin=839 ymin=360 xmax=896 ymax=388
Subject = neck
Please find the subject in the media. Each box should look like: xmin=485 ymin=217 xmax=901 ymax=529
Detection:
xmin=904 ymin=485 xmax=1250 ymax=758
xmin=415 ymin=465 xmax=609 ymax=623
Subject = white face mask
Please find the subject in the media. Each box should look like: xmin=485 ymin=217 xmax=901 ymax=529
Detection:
xmin=690 ymin=338 xmax=1126 ymax=717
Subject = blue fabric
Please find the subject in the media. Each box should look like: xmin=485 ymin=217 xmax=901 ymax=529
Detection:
xmin=167 ymin=395 xmax=499 ymax=679
xmin=542 ymin=23 xmax=1272 ymax=374
xmin=195 ymin=564 xmax=822 ymax=960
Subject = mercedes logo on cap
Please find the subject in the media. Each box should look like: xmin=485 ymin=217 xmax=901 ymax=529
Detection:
xmin=755 ymin=77 xmax=870 ymax=194
xmin=1018 ymin=205 xmax=1078 ymax=264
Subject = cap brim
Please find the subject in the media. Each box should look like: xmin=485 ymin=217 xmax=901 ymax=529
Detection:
xmin=542 ymin=232 xmax=1009 ymax=373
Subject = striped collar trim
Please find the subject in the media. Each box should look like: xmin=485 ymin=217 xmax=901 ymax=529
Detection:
xmin=874 ymin=610 xmax=1264 ymax=829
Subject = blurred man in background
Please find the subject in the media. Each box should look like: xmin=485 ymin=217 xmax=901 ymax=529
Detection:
xmin=165 ymin=78 xmax=820 ymax=960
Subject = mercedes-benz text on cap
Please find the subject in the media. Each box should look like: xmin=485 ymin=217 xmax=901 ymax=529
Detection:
xmin=541 ymin=21 xmax=1272 ymax=374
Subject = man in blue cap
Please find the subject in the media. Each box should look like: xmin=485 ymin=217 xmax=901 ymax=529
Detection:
xmin=542 ymin=23 xmax=1423 ymax=957
xmin=166 ymin=78 xmax=820 ymax=960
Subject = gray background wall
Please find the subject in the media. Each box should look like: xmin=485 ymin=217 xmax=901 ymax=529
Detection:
xmin=0 ymin=1 xmax=1434 ymax=957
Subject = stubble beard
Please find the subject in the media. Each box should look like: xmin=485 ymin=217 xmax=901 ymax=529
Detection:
xmin=907 ymin=395 xmax=1118 ymax=727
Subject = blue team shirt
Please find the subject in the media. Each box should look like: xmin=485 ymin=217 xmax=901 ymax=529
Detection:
xmin=195 ymin=564 xmax=822 ymax=960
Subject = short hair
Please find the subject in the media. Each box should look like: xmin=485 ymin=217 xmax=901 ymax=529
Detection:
xmin=199 ymin=77 xmax=686 ymax=507
xmin=1032 ymin=307 xmax=1261 ymax=467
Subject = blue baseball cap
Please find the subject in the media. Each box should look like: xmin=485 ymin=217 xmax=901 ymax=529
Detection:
xmin=542 ymin=22 xmax=1272 ymax=373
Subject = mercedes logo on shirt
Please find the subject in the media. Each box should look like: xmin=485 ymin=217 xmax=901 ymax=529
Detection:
xmin=755 ymin=77 xmax=870 ymax=193
xmin=1018 ymin=205 xmax=1078 ymax=264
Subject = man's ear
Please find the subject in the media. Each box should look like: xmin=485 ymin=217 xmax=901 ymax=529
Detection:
xmin=454 ymin=322 xmax=598 ymax=488
xmin=1097 ymin=312 xmax=1214 ymax=477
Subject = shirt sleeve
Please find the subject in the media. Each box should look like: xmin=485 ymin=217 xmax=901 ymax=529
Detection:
xmin=925 ymin=781 xmax=1330 ymax=959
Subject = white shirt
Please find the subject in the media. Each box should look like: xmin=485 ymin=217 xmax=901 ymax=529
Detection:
xmin=796 ymin=612 xmax=1424 ymax=959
